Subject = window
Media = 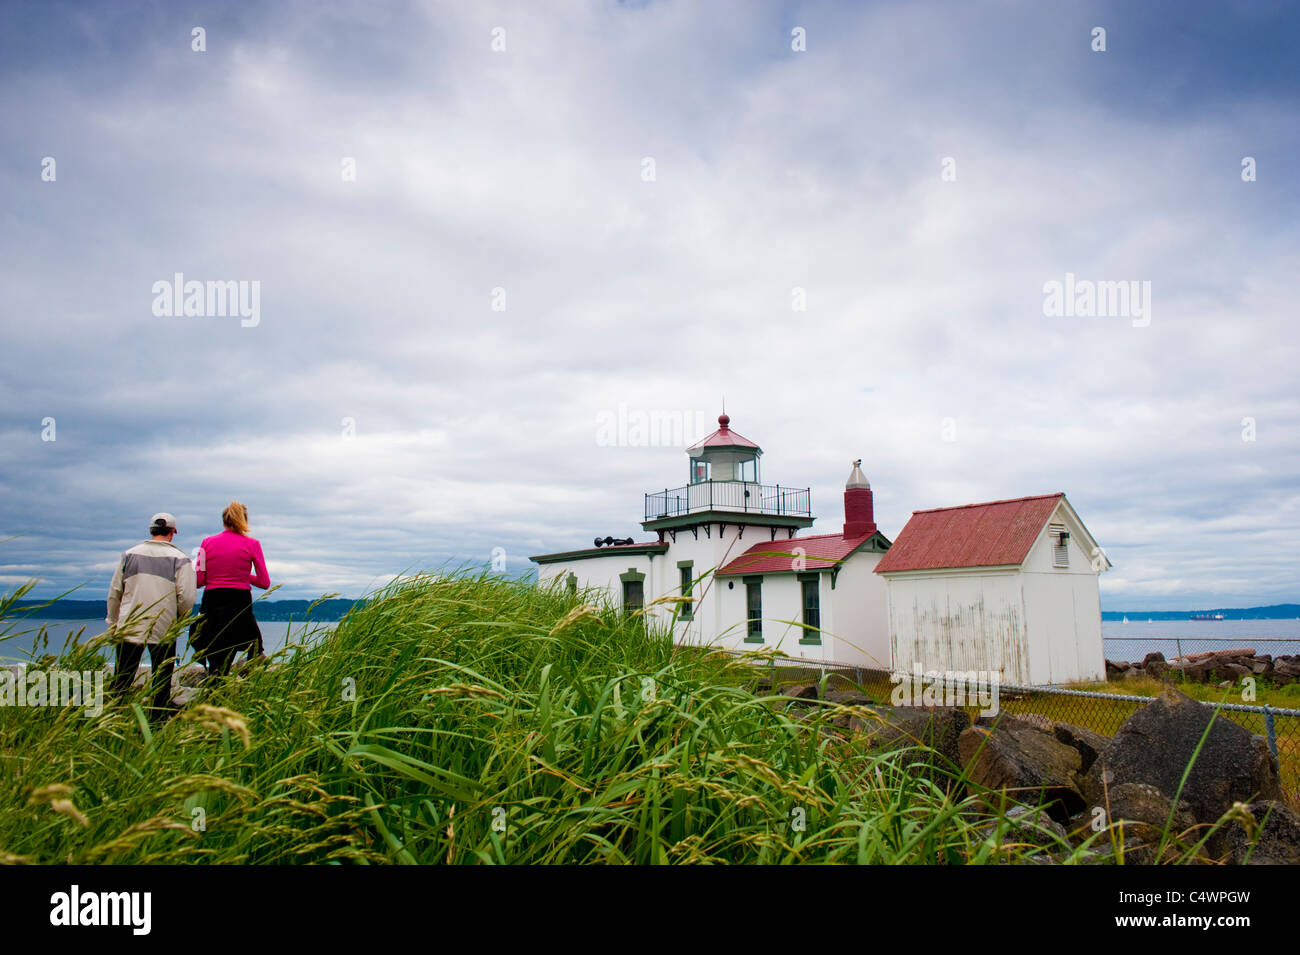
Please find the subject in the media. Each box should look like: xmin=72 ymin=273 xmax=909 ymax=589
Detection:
xmin=744 ymin=576 xmax=763 ymax=642
xmin=799 ymin=574 xmax=820 ymax=643
xmin=678 ymin=562 xmax=694 ymax=620
xmin=620 ymin=569 xmax=645 ymax=616
xmin=738 ymin=458 xmax=757 ymax=482
xmin=1050 ymin=524 xmax=1069 ymax=568
xmin=691 ymin=460 xmax=709 ymax=484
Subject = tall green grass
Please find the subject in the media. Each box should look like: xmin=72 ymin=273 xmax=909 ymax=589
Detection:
xmin=0 ymin=571 xmax=1224 ymax=864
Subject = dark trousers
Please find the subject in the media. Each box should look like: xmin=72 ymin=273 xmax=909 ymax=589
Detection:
xmin=112 ymin=640 xmax=179 ymax=718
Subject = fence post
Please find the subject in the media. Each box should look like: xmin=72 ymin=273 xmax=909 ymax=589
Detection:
xmin=1175 ymin=638 xmax=1183 ymax=661
xmin=1264 ymin=705 xmax=1279 ymax=767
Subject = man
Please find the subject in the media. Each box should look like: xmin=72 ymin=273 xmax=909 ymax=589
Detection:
xmin=106 ymin=513 xmax=197 ymax=719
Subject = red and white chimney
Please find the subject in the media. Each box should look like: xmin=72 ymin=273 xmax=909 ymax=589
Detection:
xmin=842 ymin=459 xmax=877 ymax=537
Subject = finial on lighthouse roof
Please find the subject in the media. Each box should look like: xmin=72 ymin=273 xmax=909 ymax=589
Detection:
xmin=847 ymin=459 xmax=870 ymax=489
xmin=718 ymin=412 xmax=731 ymax=430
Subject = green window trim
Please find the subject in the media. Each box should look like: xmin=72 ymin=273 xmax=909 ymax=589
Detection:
xmin=743 ymin=575 xmax=763 ymax=643
xmin=677 ymin=560 xmax=694 ymax=620
xmin=620 ymin=568 xmax=645 ymax=617
xmin=798 ymin=573 xmax=821 ymax=645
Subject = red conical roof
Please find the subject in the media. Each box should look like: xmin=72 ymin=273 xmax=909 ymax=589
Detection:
xmin=687 ymin=413 xmax=762 ymax=452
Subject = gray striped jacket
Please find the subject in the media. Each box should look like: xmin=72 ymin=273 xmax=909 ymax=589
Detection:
xmin=106 ymin=540 xmax=197 ymax=645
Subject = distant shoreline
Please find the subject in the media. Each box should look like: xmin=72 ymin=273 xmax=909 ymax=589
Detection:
xmin=11 ymin=598 xmax=360 ymax=622
xmin=11 ymin=598 xmax=1300 ymax=622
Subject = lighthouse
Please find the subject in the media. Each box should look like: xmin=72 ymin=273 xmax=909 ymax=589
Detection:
xmin=531 ymin=413 xmax=894 ymax=666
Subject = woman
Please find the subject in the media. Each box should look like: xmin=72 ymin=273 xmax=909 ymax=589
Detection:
xmin=190 ymin=501 xmax=271 ymax=677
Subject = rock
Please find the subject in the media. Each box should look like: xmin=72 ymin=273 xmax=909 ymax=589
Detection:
xmin=850 ymin=705 xmax=970 ymax=768
xmin=1052 ymin=722 xmax=1111 ymax=774
xmin=1144 ymin=659 xmax=1170 ymax=679
xmin=174 ymin=663 xmax=208 ymax=688
xmin=977 ymin=804 xmax=1069 ymax=850
xmin=1101 ymin=781 xmax=1198 ymax=847
xmin=1083 ymin=687 xmax=1283 ymax=835
xmin=1227 ymin=801 xmax=1300 ymax=865
xmin=825 ymin=689 xmax=874 ymax=706
xmin=1209 ymin=648 xmax=1255 ymax=662
xmin=780 ymin=683 xmax=819 ymax=700
xmin=1274 ymin=659 xmax=1300 ymax=678
xmin=959 ymin=722 xmax=1086 ymax=820
xmin=171 ymin=686 xmax=201 ymax=706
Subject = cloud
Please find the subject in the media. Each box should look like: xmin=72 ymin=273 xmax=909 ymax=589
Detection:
xmin=0 ymin=0 xmax=1297 ymax=610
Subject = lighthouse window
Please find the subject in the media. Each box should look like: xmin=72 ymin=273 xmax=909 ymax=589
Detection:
xmin=738 ymin=458 xmax=757 ymax=483
xmin=622 ymin=579 xmax=644 ymax=615
xmin=799 ymin=574 xmax=821 ymax=642
xmin=744 ymin=576 xmax=763 ymax=642
xmin=620 ymin=569 xmax=645 ymax=617
xmin=678 ymin=563 xmax=694 ymax=619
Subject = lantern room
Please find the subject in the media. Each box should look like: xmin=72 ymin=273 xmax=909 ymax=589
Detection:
xmin=686 ymin=413 xmax=762 ymax=484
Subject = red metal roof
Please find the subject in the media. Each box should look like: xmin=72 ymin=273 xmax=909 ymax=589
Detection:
xmin=717 ymin=532 xmax=872 ymax=576
xmin=873 ymin=493 xmax=1064 ymax=573
xmin=687 ymin=414 xmax=761 ymax=451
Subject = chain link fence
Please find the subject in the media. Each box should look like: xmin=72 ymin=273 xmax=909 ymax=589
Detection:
xmin=714 ymin=646 xmax=1300 ymax=804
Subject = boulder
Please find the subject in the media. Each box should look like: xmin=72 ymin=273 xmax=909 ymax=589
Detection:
xmin=1101 ymin=781 xmax=1198 ymax=845
xmin=1083 ymin=687 xmax=1283 ymax=833
xmin=779 ymin=683 xmax=819 ymax=701
xmin=850 ymin=704 xmax=970 ymax=768
xmin=958 ymin=722 xmax=1086 ymax=820
xmin=825 ymin=689 xmax=875 ymax=706
xmin=976 ymin=804 xmax=1069 ymax=850
xmin=174 ymin=663 xmax=208 ymax=688
xmin=1052 ymin=722 xmax=1111 ymax=774
xmin=1228 ymin=801 xmax=1300 ymax=865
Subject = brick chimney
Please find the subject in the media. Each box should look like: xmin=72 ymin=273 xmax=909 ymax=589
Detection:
xmin=843 ymin=459 xmax=877 ymax=537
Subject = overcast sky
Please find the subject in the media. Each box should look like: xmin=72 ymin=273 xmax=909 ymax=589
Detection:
xmin=2 ymin=0 xmax=1297 ymax=610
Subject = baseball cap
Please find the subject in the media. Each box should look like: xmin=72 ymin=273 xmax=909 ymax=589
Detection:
xmin=150 ymin=512 xmax=177 ymax=533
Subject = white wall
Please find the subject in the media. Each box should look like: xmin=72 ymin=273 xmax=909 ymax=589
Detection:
xmin=1019 ymin=503 xmax=1106 ymax=683
xmin=826 ymin=553 xmax=890 ymax=669
xmin=884 ymin=570 xmax=1031 ymax=681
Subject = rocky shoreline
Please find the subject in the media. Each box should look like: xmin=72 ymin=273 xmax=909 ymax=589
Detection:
xmin=1106 ymin=648 xmax=1300 ymax=685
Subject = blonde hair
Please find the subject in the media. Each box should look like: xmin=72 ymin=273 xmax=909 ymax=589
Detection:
xmin=222 ymin=501 xmax=251 ymax=535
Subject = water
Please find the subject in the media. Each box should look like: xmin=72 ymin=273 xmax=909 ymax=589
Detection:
xmin=0 ymin=619 xmax=333 ymax=664
xmin=1102 ymin=618 xmax=1300 ymax=661
xmin=7 ymin=617 xmax=1298 ymax=664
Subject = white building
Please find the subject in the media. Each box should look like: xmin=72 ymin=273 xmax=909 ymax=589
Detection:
xmin=874 ymin=494 xmax=1110 ymax=684
xmin=531 ymin=414 xmax=893 ymax=666
xmin=531 ymin=414 xmax=1111 ymax=684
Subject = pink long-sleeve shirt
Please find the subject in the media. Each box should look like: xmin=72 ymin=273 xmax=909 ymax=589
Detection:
xmin=197 ymin=529 xmax=270 ymax=590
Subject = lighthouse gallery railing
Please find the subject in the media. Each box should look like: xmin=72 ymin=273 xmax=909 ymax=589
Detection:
xmin=644 ymin=482 xmax=812 ymax=521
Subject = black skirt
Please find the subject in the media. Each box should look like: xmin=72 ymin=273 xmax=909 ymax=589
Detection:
xmin=190 ymin=587 xmax=263 ymax=659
